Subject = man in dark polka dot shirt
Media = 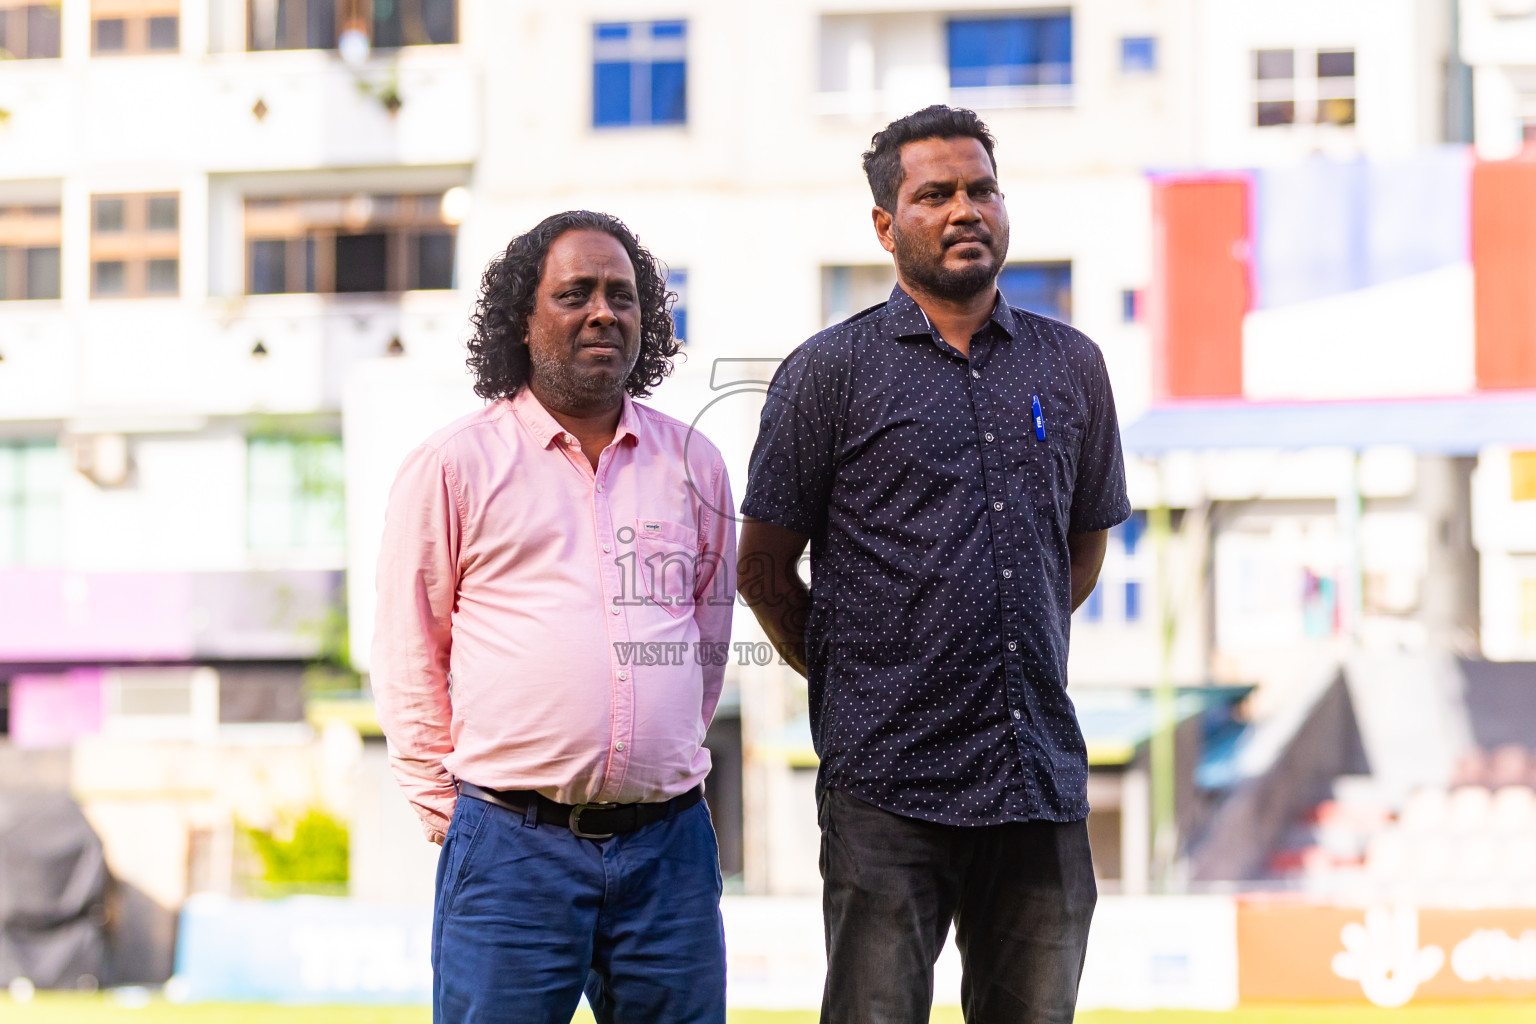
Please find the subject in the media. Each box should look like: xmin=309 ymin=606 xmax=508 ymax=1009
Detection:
xmin=739 ymin=105 xmax=1131 ymax=1024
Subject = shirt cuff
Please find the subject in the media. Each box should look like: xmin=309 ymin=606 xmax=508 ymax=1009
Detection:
xmin=1070 ymin=500 xmax=1133 ymax=534
xmin=740 ymin=495 xmax=816 ymax=536
xmin=415 ymin=797 xmax=454 ymax=844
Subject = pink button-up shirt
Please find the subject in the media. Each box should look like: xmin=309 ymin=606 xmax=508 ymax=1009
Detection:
xmin=371 ymin=388 xmax=736 ymax=842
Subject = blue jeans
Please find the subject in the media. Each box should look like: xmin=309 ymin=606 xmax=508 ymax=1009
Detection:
xmin=432 ymin=792 xmax=726 ymax=1024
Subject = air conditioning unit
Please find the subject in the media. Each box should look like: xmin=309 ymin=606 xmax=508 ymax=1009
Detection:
xmin=102 ymin=667 xmax=219 ymax=742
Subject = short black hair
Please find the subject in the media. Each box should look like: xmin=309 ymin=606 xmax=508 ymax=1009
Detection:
xmin=466 ymin=210 xmax=680 ymax=402
xmin=861 ymin=105 xmax=998 ymax=212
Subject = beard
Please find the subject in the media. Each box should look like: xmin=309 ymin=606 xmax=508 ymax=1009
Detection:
xmin=892 ymin=220 xmax=1009 ymax=303
xmin=527 ymin=342 xmax=635 ymax=413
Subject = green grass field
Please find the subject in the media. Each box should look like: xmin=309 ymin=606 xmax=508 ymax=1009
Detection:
xmin=8 ymin=996 xmax=1536 ymax=1023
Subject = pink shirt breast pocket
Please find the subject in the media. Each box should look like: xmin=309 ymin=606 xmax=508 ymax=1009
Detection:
xmin=636 ymin=518 xmax=700 ymax=618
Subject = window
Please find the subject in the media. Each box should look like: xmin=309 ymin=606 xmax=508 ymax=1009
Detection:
xmin=90 ymin=193 xmax=178 ymax=298
xmin=246 ymin=0 xmax=455 ymax=51
xmin=334 ymin=233 xmax=386 ymax=292
xmin=247 ymin=436 xmax=345 ymax=551
xmin=0 ymin=205 xmax=61 ymax=301
xmin=947 ymin=13 xmax=1071 ymax=89
xmin=1315 ymin=49 xmax=1356 ymax=126
xmin=1254 ymin=47 xmax=1355 ymax=128
xmin=1124 ymin=580 xmax=1142 ymax=622
xmin=147 ymin=13 xmax=176 ymax=47
xmin=248 ymin=0 xmax=336 ymax=49
xmin=1081 ymin=583 xmax=1103 ymax=622
xmin=416 ymin=230 xmax=454 ymax=290
xmin=1120 ymin=36 xmax=1156 ymax=74
xmin=593 ymin=20 xmax=687 ymax=128
xmin=821 ymin=262 xmax=1069 ymax=325
xmin=92 ymin=0 xmax=180 ymax=54
xmin=1254 ymin=49 xmax=1294 ymax=126
xmin=998 ymin=261 xmax=1071 ymax=322
xmin=1120 ymin=288 xmax=1138 ymax=323
xmin=1121 ymin=511 xmax=1146 ymax=556
xmin=243 ymin=193 xmax=456 ymax=295
xmin=667 ymin=268 xmax=688 ymax=344
xmin=371 ymin=0 xmax=455 ymax=48
xmin=821 ymin=265 xmax=896 ymax=327
xmin=0 ymin=0 xmax=61 ymax=59
xmin=0 ymin=441 xmax=62 ymax=567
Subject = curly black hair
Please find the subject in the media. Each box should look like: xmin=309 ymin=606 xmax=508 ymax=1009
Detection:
xmin=466 ymin=210 xmax=680 ymax=401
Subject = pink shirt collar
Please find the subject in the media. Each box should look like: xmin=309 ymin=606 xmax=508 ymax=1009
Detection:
xmin=510 ymin=386 xmax=643 ymax=450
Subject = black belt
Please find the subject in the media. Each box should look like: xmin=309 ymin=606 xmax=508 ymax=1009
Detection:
xmin=456 ymin=780 xmax=704 ymax=839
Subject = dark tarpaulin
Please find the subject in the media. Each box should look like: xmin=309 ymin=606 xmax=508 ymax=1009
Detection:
xmin=0 ymin=792 xmax=108 ymax=989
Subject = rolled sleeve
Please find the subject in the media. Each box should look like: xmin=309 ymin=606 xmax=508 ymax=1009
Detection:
xmin=371 ymin=443 xmax=462 ymax=842
xmin=1068 ymin=345 xmax=1132 ymax=534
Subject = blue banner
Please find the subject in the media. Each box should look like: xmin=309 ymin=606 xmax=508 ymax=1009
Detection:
xmin=173 ymin=895 xmax=431 ymax=1004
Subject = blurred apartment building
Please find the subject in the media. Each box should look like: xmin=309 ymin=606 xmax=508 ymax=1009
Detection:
xmin=1 ymin=0 xmax=1535 ymax=976
xmin=0 ymin=0 xmax=480 ymax=980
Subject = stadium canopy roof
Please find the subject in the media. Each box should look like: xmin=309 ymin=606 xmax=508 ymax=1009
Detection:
xmin=1073 ymin=686 xmax=1251 ymax=768
xmin=1121 ymin=391 xmax=1536 ymax=456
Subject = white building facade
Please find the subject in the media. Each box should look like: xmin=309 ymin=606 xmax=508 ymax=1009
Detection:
xmin=2 ymin=0 xmax=1507 ymax=911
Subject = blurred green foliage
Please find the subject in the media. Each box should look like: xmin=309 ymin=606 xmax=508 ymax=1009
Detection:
xmin=302 ymin=601 xmax=361 ymax=692
xmin=243 ymin=809 xmax=349 ymax=893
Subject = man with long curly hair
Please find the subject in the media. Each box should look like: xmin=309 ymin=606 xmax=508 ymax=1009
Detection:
xmin=372 ymin=210 xmax=735 ymax=1024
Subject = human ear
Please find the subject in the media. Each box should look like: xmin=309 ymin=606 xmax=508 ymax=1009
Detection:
xmin=871 ymin=205 xmax=896 ymax=254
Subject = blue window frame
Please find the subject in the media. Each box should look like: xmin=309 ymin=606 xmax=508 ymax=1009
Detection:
xmin=998 ymin=261 xmax=1071 ymax=322
xmin=668 ymin=268 xmax=688 ymax=343
xmin=1121 ymin=36 xmax=1156 ymax=74
xmin=1124 ymin=580 xmax=1142 ymax=622
xmin=1121 ymin=288 xmax=1138 ymax=323
xmin=1082 ymin=582 xmax=1103 ymax=623
xmin=947 ymin=13 xmax=1072 ymax=88
xmin=1121 ymin=510 xmax=1146 ymax=556
xmin=593 ymin=20 xmax=687 ymax=128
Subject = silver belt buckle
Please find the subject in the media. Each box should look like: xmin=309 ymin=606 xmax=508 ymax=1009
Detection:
xmin=569 ymin=802 xmax=619 ymax=839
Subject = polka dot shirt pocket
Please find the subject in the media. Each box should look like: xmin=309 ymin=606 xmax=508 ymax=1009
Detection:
xmin=1012 ymin=443 xmax=1067 ymax=526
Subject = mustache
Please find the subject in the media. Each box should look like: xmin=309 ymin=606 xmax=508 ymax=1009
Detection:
xmin=942 ymin=230 xmax=993 ymax=247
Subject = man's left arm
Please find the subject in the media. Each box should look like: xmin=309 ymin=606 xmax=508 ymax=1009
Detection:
xmin=1067 ymin=530 xmax=1108 ymax=612
xmin=693 ymin=457 xmax=738 ymax=727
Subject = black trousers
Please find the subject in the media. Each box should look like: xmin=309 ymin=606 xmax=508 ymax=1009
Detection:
xmin=818 ymin=789 xmax=1097 ymax=1024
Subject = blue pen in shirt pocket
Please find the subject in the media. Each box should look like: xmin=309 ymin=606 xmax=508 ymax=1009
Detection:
xmin=1031 ymin=394 xmax=1046 ymax=441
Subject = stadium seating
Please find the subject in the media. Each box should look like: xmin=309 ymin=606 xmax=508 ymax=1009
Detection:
xmin=1274 ymin=746 xmax=1536 ymax=906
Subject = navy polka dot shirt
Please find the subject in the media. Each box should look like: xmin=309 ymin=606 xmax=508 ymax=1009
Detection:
xmin=742 ymin=285 xmax=1131 ymax=825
